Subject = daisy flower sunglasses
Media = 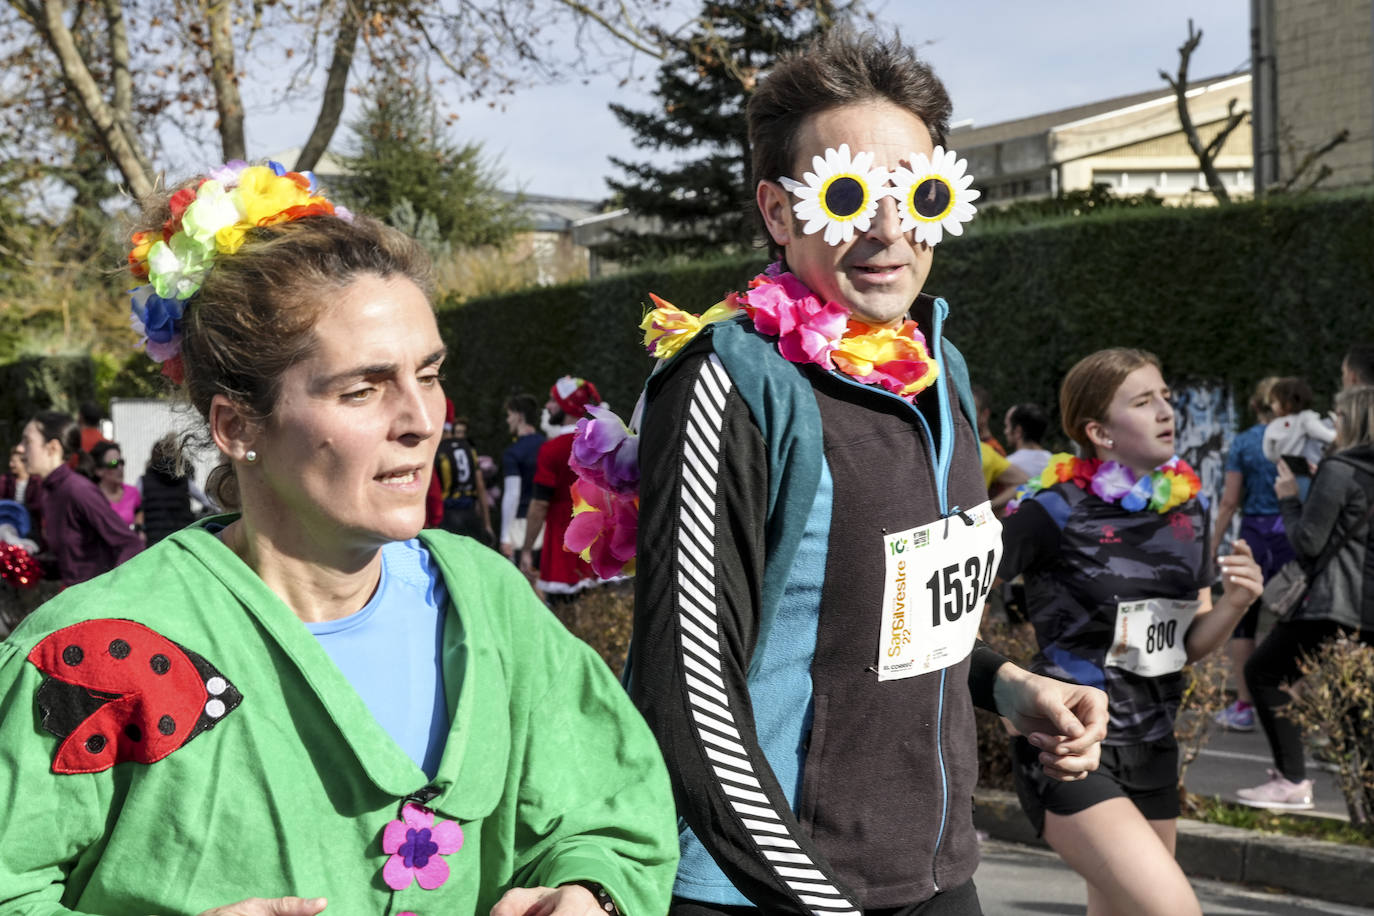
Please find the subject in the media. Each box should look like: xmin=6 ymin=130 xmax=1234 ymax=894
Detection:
xmin=778 ymin=144 xmax=980 ymax=247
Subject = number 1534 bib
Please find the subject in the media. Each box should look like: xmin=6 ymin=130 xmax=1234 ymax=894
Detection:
xmin=877 ymin=502 xmax=1003 ymax=681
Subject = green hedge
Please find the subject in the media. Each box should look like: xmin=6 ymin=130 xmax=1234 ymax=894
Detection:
xmin=438 ymin=190 xmax=1374 ymax=457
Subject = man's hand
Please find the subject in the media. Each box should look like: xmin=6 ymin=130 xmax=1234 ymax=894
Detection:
xmin=992 ymin=663 xmax=1107 ymax=781
xmin=199 ymin=897 xmax=327 ymax=916
xmin=490 ymin=884 xmax=602 ymax=916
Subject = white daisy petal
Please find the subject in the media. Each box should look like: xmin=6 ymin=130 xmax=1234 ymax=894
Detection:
xmin=779 ymin=177 xmax=804 ymax=192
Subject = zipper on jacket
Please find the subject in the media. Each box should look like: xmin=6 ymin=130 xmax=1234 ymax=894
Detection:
xmin=827 ymin=295 xmax=959 ymax=890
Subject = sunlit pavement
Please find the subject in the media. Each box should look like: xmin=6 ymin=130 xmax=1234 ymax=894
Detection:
xmin=975 ymin=839 xmax=1374 ymax=915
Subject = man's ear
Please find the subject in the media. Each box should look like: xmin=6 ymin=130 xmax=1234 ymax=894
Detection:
xmin=757 ymin=180 xmax=793 ymax=248
xmin=209 ymin=394 xmax=257 ymax=463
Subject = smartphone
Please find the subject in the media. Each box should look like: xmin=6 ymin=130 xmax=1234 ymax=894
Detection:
xmin=1280 ymin=454 xmax=1311 ymax=477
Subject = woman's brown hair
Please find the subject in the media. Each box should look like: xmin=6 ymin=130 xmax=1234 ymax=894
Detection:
xmin=1059 ymin=348 xmax=1161 ymax=457
xmin=131 ymin=182 xmax=433 ymax=507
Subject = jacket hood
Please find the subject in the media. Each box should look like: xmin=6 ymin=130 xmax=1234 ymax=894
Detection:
xmin=1334 ymin=444 xmax=1374 ymax=474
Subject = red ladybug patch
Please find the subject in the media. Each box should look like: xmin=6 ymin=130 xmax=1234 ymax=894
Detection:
xmin=28 ymin=619 xmax=242 ymax=774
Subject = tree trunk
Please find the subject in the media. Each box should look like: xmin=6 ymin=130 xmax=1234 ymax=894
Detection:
xmin=295 ymin=0 xmax=362 ymax=173
xmin=206 ymin=0 xmax=245 ymax=161
xmin=35 ymin=0 xmax=154 ymax=199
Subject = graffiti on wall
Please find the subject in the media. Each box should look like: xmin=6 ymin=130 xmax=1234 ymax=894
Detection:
xmin=1173 ymin=383 xmax=1236 ymax=547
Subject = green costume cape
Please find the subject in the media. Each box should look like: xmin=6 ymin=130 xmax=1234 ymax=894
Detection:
xmin=0 ymin=522 xmax=677 ymax=915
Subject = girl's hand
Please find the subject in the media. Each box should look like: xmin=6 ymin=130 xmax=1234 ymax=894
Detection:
xmin=1219 ymin=538 xmax=1264 ymax=607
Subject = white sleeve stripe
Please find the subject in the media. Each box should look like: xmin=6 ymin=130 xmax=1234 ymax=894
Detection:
xmin=672 ymin=355 xmax=858 ymax=913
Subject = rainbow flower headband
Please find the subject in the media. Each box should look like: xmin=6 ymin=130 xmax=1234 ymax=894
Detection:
xmin=126 ymin=160 xmax=348 ymax=381
xmin=1008 ymin=453 xmax=1202 ymax=515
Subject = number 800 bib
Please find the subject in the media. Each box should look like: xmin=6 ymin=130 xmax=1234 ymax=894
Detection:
xmin=876 ymin=502 xmax=1003 ymax=681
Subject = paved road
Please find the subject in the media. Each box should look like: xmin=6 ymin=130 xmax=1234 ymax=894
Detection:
xmin=976 ymin=839 xmax=1374 ymax=915
xmin=1185 ymin=717 xmax=1349 ymax=819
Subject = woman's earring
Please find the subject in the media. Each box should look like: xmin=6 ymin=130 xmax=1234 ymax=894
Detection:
xmin=245 ymin=450 xmax=258 ymax=463
xmin=1103 ymin=439 xmax=1114 ymax=449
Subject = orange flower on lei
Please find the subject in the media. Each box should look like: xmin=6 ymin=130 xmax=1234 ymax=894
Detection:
xmin=831 ymin=318 xmax=940 ymax=401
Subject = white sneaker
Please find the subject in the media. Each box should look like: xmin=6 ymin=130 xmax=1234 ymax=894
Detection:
xmin=1236 ymin=768 xmax=1314 ymax=810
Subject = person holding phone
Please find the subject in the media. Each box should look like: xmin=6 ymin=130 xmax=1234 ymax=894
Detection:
xmin=1238 ymin=384 xmax=1374 ymax=809
xmin=1210 ymin=378 xmax=1294 ymax=731
xmin=1000 ymin=348 xmax=1263 ymax=916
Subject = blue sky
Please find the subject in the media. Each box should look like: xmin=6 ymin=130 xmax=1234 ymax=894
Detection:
xmin=249 ymin=2 xmax=1251 ymax=200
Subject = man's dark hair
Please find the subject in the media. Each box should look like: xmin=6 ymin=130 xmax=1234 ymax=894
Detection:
xmin=78 ymin=400 xmax=104 ymax=427
xmin=747 ymin=27 xmax=952 ymax=258
xmin=1346 ymin=345 xmax=1374 ymax=386
xmin=505 ymin=393 xmax=540 ymax=428
xmin=1007 ymin=403 xmax=1049 ymax=445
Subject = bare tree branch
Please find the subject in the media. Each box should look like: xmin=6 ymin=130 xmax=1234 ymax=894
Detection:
xmin=32 ymin=0 xmax=153 ymax=198
xmin=1160 ymin=18 xmax=1231 ymax=204
xmin=1280 ymin=128 xmax=1350 ymax=192
xmin=101 ymin=0 xmax=131 ymax=123
xmin=552 ymin=0 xmax=665 ymax=59
xmin=295 ymin=0 xmax=362 ymax=172
xmin=1202 ymin=97 xmax=1246 ymax=162
xmin=205 ymin=0 xmax=246 ymax=160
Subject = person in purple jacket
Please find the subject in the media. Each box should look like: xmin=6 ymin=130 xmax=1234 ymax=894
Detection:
xmin=17 ymin=411 xmax=142 ymax=587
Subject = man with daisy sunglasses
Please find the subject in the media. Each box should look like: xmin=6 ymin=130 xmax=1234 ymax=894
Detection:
xmin=627 ymin=27 xmax=1109 ymax=916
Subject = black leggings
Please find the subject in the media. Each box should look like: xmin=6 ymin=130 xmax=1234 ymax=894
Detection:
xmin=1243 ymin=620 xmax=1369 ymax=781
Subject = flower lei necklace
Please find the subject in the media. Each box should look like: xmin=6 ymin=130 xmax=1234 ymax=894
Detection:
xmin=1010 ymin=453 xmax=1202 ymax=514
xmin=639 ymin=262 xmax=941 ymax=402
xmin=563 ymin=264 xmax=944 ymax=580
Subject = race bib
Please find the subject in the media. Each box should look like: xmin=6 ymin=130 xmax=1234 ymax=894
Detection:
xmin=1105 ymin=598 xmax=1200 ymax=677
xmin=877 ymin=502 xmax=1003 ymax=681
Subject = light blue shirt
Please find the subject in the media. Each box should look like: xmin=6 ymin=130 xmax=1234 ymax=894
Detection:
xmin=307 ymin=539 xmax=450 ymax=778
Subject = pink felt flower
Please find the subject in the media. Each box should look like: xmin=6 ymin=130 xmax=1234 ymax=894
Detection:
xmin=381 ymin=803 xmax=463 ymax=891
xmin=565 ymin=478 xmax=638 ymax=579
xmin=570 ymin=405 xmax=639 ymax=496
xmin=742 ymin=271 xmax=848 ymax=369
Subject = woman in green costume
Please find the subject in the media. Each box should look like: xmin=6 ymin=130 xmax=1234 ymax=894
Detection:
xmin=0 ymin=163 xmax=677 ymax=916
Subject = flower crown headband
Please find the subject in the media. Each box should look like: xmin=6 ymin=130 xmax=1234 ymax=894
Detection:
xmin=779 ymin=143 xmax=980 ymax=247
xmin=126 ymin=159 xmax=350 ymax=382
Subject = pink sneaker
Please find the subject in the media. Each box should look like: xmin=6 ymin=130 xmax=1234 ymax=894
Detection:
xmin=1236 ymin=769 xmax=1314 ymax=810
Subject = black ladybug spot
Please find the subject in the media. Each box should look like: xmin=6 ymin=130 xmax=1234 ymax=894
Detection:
xmin=150 ymin=654 xmax=170 ymax=675
xmin=123 ymin=723 xmax=143 ymax=742
xmin=62 ymin=645 xmax=84 ymax=666
xmin=109 ymin=639 xmax=131 ymax=659
xmin=85 ymin=734 xmax=106 ymax=754
xmin=157 ymin=715 xmax=176 ymax=735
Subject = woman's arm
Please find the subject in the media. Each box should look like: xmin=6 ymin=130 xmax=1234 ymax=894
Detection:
xmin=1278 ymin=460 xmax=1350 ymax=561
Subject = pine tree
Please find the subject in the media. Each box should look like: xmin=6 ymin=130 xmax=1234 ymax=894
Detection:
xmin=604 ymin=0 xmax=842 ymax=263
xmin=336 ymin=77 xmax=524 ymax=248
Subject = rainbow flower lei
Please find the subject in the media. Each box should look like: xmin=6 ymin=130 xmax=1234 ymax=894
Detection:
xmin=126 ymin=160 xmax=348 ymax=383
xmin=1008 ymin=453 xmax=1202 ymax=514
xmin=640 ymin=263 xmax=940 ymax=401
